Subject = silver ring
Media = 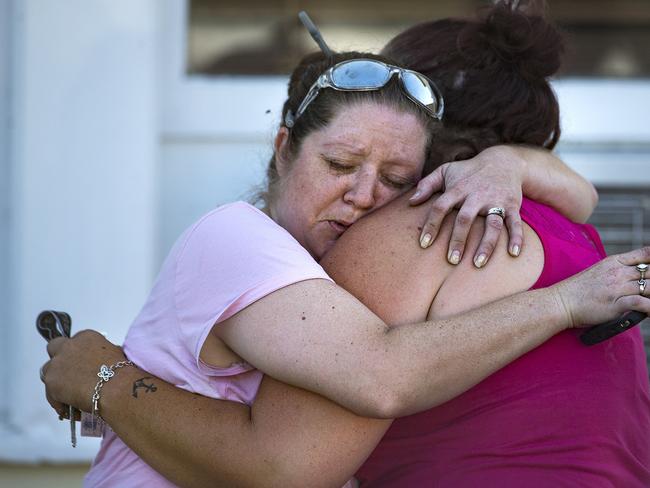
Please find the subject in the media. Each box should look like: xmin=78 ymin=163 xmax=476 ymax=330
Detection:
xmin=39 ymin=366 xmax=46 ymax=382
xmin=640 ymin=279 xmax=647 ymax=296
xmin=637 ymin=263 xmax=648 ymax=281
xmin=487 ymin=207 xmax=506 ymax=219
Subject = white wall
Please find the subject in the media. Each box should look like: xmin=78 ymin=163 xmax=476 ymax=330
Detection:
xmin=555 ymin=79 xmax=650 ymax=187
xmin=0 ymin=0 xmax=12 ymax=426
xmin=159 ymin=138 xmax=270 ymax=260
xmin=1 ymin=0 xmax=159 ymax=461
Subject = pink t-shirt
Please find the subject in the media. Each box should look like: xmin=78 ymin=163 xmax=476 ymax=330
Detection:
xmin=357 ymin=198 xmax=650 ymax=487
xmin=84 ymin=202 xmax=333 ymax=487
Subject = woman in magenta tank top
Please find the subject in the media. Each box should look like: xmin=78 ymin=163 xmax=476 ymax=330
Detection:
xmin=356 ymin=199 xmax=650 ymax=486
xmin=356 ymin=3 xmax=650 ymax=485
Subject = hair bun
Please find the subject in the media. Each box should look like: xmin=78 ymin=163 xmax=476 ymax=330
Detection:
xmin=470 ymin=1 xmax=564 ymax=82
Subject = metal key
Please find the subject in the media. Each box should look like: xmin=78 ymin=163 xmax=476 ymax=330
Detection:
xmin=36 ymin=310 xmax=77 ymax=447
xmin=36 ymin=310 xmax=71 ymax=341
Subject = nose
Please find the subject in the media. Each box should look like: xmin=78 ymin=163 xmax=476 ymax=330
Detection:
xmin=343 ymin=169 xmax=378 ymax=210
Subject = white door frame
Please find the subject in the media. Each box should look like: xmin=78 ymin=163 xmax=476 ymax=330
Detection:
xmin=0 ymin=0 xmax=13 ymax=428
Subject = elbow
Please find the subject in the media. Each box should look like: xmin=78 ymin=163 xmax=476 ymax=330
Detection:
xmin=369 ymin=383 xmax=455 ymax=419
xmin=373 ymin=395 xmax=411 ymax=419
xmin=218 ymin=462 xmax=288 ymax=488
xmin=360 ymin=396 xmax=400 ymax=420
xmin=352 ymin=381 xmax=416 ymax=419
xmin=357 ymin=359 xmax=453 ymax=418
xmin=577 ymin=181 xmax=599 ymax=223
xmin=262 ymin=460 xmax=348 ymax=488
xmin=367 ymin=385 xmax=443 ymax=419
xmin=333 ymin=379 xmax=403 ymax=419
xmin=349 ymin=343 xmax=439 ymax=418
xmin=589 ymin=183 xmax=599 ymax=214
xmin=189 ymin=452 xmax=287 ymax=488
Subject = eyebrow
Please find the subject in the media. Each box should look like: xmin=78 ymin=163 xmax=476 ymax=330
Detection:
xmin=321 ymin=141 xmax=371 ymax=157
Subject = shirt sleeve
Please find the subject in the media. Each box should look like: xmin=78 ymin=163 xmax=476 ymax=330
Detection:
xmin=173 ymin=202 xmax=333 ymax=368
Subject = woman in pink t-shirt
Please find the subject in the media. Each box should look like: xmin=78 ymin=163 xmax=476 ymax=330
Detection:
xmin=42 ymin=4 xmax=650 ymax=487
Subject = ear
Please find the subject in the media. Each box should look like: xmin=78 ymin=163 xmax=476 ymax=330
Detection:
xmin=274 ymin=127 xmax=292 ymax=178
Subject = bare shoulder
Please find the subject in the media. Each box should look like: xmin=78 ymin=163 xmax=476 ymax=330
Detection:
xmin=430 ymin=215 xmax=544 ymax=318
xmin=321 ymin=192 xmax=455 ymax=325
xmin=322 ymin=192 xmax=545 ymax=324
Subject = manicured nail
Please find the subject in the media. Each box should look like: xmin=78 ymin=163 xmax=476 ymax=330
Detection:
xmin=510 ymin=245 xmax=520 ymax=257
xmin=474 ymin=254 xmax=486 ymax=268
xmin=448 ymin=250 xmax=461 ymax=265
xmin=420 ymin=233 xmax=432 ymax=248
xmin=410 ymin=190 xmax=422 ymax=201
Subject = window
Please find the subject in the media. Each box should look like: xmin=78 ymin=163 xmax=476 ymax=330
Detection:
xmin=588 ymin=188 xmax=650 ymax=255
xmin=187 ymin=0 xmax=650 ymax=77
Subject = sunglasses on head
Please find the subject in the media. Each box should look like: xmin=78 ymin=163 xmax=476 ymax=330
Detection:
xmin=285 ymin=58 xmax=444 ymax=128
xmin=285 ymin=12 xmax=444 ymax=128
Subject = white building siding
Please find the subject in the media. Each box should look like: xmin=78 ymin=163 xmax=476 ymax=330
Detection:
xmin=158 ymin=138 xmax=270 ymax=261
xmin=1 ymin=0 xmax=159 ymax=461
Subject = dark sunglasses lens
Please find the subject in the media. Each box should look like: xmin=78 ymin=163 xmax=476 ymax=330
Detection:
xmin=402 ymin=71 xmax=437 ymax=112
xmin=331 ymin=60 xmax=391 ymax=89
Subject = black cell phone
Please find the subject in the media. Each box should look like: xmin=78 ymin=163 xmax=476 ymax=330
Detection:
xmin=580 ymin=311 xmax=647 ymax=346
xmin=36 ymin=310 xmax=72 ymax=341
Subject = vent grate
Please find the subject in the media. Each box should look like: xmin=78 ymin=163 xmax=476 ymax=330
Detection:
xmin=588 ymin=187 xmax=650 ymax=377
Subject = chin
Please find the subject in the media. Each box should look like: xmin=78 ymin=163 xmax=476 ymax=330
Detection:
xmin=315 ymin=239 xmax=339 ymax=261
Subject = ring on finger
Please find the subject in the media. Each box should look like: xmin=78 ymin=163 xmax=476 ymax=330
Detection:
xmin=487 ymin=207 xmax=506 ymax=219
xmin=637 ymin=263 xmax=648 ymax=281
xmin=640 ymin=279 xmax=647 ymax=296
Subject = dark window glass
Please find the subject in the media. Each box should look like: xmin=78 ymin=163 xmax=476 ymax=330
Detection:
xmin=188 ymin=0 xmax=650 ymax=78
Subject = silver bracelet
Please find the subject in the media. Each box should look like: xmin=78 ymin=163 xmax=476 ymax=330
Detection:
xmin=91 ymin=360 xmax=134 ymax=421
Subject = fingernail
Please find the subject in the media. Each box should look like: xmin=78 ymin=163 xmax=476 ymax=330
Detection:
xmin=420 ymin=233 xmax=432 ymax=248
xmin=510 ymin=245 xmax=520 ymax=257
xmin=474 ymin=254 xmax=486 ymax=268
xmin=448 ymin=250 xmax=461 ymax=265
xmin=410 ymin=190 xmax=421 ymax=200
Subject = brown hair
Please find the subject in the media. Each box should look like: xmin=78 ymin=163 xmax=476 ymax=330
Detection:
xmin=383 ymin=0 xmax=564 ymax=164
xmin=260 ymin=51 xmax=441 ymax=206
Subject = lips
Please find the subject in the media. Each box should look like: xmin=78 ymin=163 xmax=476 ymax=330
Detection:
xmin=328 ymin=220 xmax=352 ymax=235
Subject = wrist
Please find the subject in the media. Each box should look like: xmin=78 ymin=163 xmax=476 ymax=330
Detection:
xmin=503 ymin=145 xmax=530 ymax=186
xmin=90 ymin=361 xmax=142 ymax=422
xmin=483 ymin=144 xmax=528 ymax=186
xmin=546 ymin=285 xmax=575 ymax=331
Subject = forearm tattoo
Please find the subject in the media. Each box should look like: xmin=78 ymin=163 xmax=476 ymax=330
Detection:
xmin=132 ymin=377 xmax=158 ymax=398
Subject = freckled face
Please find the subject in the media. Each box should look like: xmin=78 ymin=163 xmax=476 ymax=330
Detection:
xmin=272 ymin=101 xmax=428 ymax=260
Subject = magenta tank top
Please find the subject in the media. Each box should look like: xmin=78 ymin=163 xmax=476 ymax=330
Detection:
xmin=357 ymin=198 xmax=650 ymax=487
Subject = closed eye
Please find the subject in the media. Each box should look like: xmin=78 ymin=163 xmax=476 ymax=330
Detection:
xmin=324 ymin=155 xmax=415 ymax=190
xmin=325 ymin=158 xmax=356 ymax=174
xmin=381 ymin=174 xmax=415 ymax=190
